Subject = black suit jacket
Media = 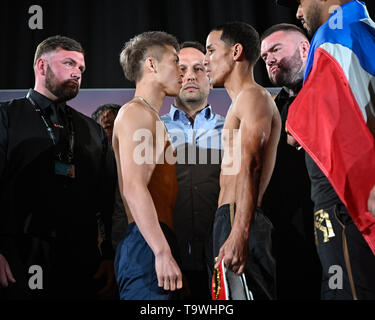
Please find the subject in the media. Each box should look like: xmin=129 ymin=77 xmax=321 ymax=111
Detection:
xmin=0 ymin=92 xmax=116 ymax=296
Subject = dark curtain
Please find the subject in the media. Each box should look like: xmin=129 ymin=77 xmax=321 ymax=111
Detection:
xmin=1 ymin=0 xmax=374 ymax=89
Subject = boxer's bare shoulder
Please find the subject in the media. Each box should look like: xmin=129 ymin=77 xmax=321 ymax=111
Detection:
xmin=231 ymin=84 xmax=277 ymax=121
xmin=115 ymin=99 xmax=158 ymax=131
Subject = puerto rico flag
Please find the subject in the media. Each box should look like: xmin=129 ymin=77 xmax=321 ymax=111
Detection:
xmin=286 ymin=0 xmax=375 ymax=254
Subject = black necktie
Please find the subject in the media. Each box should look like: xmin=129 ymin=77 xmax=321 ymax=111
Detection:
xmin=49 ymin=103 xmax=60 ymax=142
xmin=49 ymin=103 xmax=58 ymax=123
xmin=49 ymin=104 xmax=69 ymax=156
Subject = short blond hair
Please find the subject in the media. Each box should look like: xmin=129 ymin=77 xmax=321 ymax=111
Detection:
xmin=119 ymin=31 xmax=179 ymax=83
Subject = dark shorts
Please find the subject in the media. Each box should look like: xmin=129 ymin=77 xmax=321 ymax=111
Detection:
xmin=114 ymin=222 xmax=179 ymax=300
xmin=212 ymin=203 xmax=276 ymax=300
xmin=314 ymin=203 xmax=375 ymax=300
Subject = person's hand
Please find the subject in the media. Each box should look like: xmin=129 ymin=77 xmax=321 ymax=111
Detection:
xmin=368 ymin=185 xmax=375 ymax=218
xmin=285 ymin=124 xmax=301 ymax=149
xmin=215 ymin=231 xmax=248 ymax=275
xmin=287 ymin=133 xmax=302 ymax=149
xmin=154 ymin=250 xmax=183 ymax=291
xmin=0 ymin=254 xmax=16 ymax=287
xmin=93 ymin=259 xmax=117 ymax=297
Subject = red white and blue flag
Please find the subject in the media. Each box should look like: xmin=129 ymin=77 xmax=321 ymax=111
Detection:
xmin=286 ymin=0 xmax=375 ymax=254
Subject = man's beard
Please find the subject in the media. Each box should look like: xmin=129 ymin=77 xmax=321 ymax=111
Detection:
xmin=45 ymin=65 xmax=80 ymax=102
xmin=179 ymin=91 xmax=203 ymax=104
xmin=304 ymin=0 xmax=322 ymax=37
xmin=270 ymin=48 xmax=304 ymax=89
xmin=176 ymin=84 xmax=206 ymax=108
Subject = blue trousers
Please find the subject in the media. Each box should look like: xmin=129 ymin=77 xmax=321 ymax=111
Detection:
xmin=114 ymin=222 xmax=179 ymax=300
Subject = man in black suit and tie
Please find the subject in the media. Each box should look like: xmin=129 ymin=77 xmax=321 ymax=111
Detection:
xmin=0 ymin=35 xmax=116 ymax=299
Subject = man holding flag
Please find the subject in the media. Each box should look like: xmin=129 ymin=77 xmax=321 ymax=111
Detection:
xmin=277 ymin=0 xmax=375 ymax=299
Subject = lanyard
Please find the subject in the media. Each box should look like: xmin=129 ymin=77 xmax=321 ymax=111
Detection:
xmin=26 ymin=91 xmax=75 ymax=163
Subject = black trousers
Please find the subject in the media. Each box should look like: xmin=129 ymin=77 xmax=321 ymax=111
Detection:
xmin=211 ymin=203 xmax=276 ymax=300
xmin=0 ymin=234 xmax=101 ymax=300
xmin=314 ymin=203 xmax=375 ymax=299
xmin=182 ymin=270 xmax=211 ymax=300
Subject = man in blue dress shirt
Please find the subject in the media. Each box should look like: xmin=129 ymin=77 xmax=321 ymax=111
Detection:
xmin=161 ymin=41 xmax=225 ymax=300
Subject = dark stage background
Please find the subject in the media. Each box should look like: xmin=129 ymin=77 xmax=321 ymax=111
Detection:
xmin=1 ymin=0 xmax=374 ymax=90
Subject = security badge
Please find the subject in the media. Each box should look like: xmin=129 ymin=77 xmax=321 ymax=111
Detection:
xmin=55 ymin=161 xmax=76 ymax=178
